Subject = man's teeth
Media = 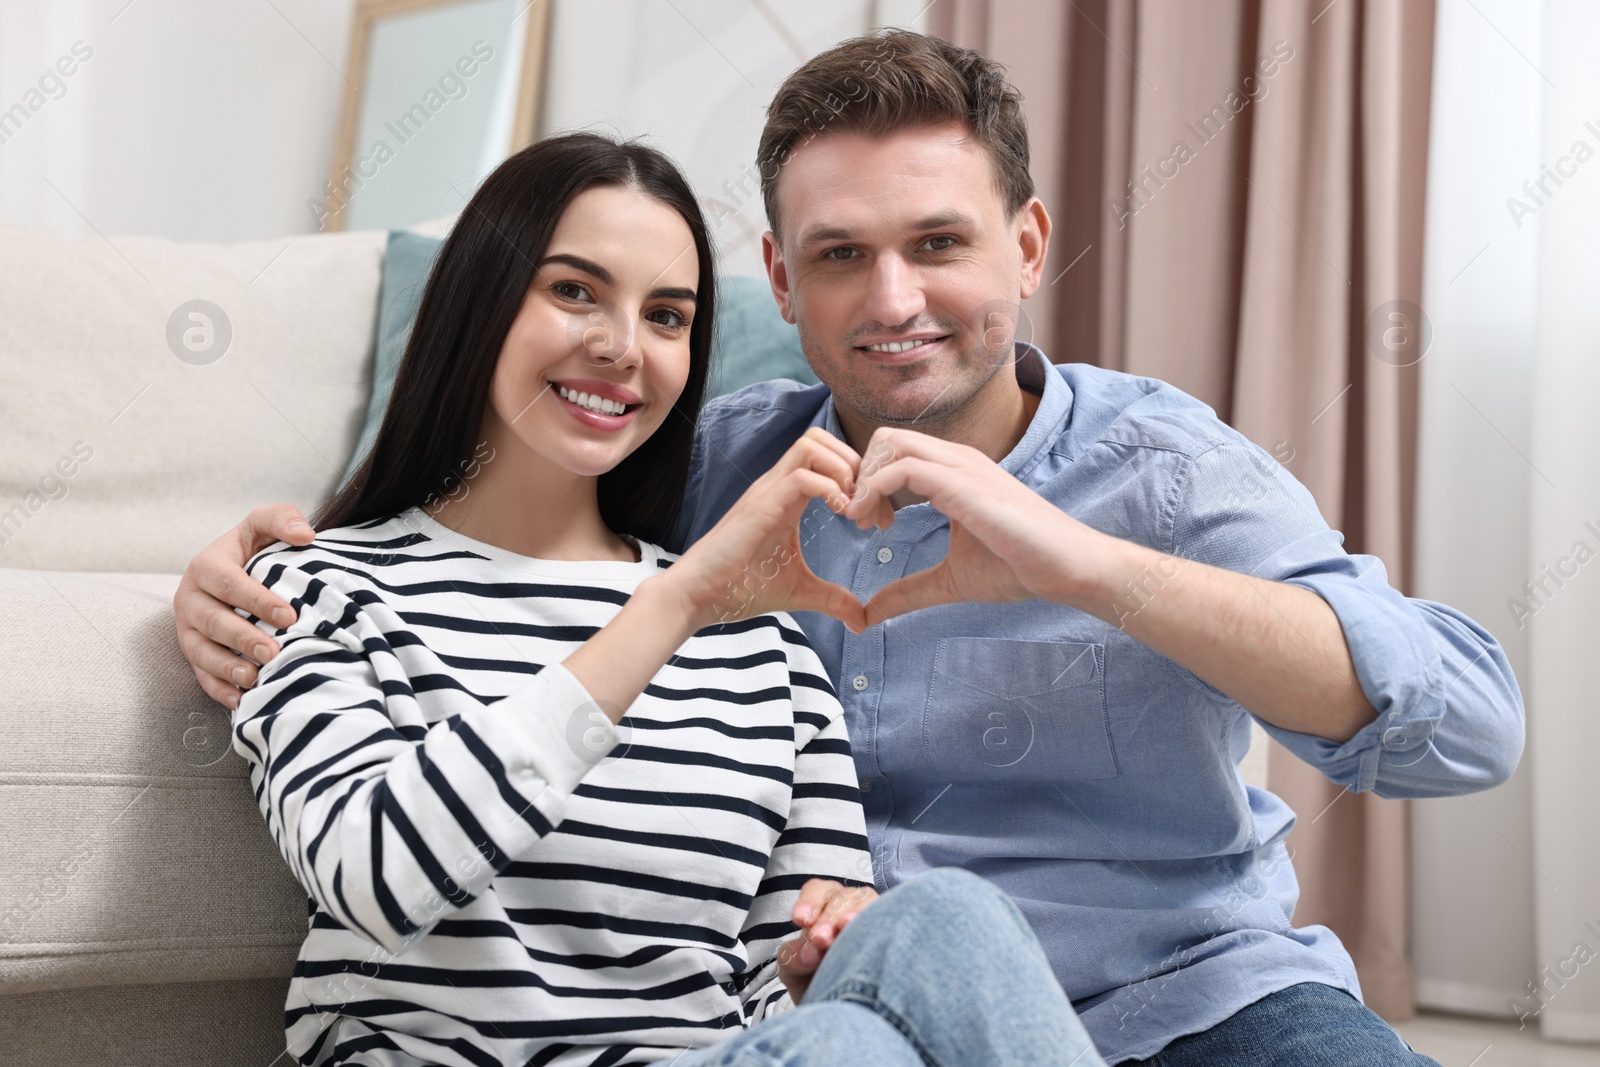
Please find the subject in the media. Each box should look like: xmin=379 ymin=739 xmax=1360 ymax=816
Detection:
xmin=864 ymin=339 xmax=934 ymax=353
xmin=557 ymin=386 xmax=628 ymax=416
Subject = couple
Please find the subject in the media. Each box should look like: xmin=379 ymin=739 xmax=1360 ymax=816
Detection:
xmin=177 ymin=29 xmax=1523 ymax=1067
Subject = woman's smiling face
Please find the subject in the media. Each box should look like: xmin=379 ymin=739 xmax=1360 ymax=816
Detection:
xmin=484 ymin=183 xmax=699 ymax=479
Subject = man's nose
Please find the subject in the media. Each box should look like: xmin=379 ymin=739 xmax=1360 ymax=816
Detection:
xmin=861 ymin=253 xmax=927 ymax=328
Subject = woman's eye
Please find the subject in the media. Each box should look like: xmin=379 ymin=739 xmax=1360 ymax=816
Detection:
xmin=920 ymin=235 xmax=956 ymax=252
xmin=552 ymin=281 xmax=592 ymax=302
xmin=647 ymin=308 xmax=688 ymax=329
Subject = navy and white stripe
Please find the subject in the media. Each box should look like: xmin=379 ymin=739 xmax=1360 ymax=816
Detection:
xmin=233 ymin=507 xmax=871 ymax=1067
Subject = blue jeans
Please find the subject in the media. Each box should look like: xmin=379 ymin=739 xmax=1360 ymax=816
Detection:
xmin=1122 ymin=981 xmax=1442 ymax=1066
xmin=673 ymin=867 xmax=1108 ymax=1067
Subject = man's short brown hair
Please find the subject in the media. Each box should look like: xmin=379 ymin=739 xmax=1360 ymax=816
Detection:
xmin=757 ymin=29 xmax=1033 ymax=240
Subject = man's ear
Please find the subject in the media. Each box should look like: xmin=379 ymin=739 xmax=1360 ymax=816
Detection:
xmin=1016 ymin=197 xmax=1052 ymax=300
xmin=762 ymin=231 xmax=798 ymax=324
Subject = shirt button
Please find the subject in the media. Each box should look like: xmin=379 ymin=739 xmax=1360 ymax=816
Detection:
xmin=858 ymin=778 xmax=875 ymax=793
xmin=876 ymin=547 xmax=894 ymax=563
xmin=852 ymin=673 xmax=869 ymax=691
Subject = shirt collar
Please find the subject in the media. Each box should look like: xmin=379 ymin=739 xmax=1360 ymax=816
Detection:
xmin=812 ymin=341 xmax=1074 ymax=479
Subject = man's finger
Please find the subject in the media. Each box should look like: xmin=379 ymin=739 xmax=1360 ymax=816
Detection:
xmin=179 ymin=624 xmax=261 ymax=689
xmin=197 ymin=559 xmax=297 ymax=631
xmin=240 ymin=503 xmax=315 ymax=554
xmin=190 ymin=664 xmax=242 ymax=711
xmin=192 ymin=592 xmax=281 ymax=662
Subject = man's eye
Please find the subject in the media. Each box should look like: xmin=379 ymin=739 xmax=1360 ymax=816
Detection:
xmin=920 ymin=235 xmax=956 ymax=252
xmin=553 ymin=281 xmax=592 ymax=302
xmin=824 ymin=247 xmax=859 ymax=262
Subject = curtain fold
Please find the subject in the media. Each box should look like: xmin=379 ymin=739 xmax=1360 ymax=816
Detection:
xmin=933 ymin=0 xmax=1434 ymax=1020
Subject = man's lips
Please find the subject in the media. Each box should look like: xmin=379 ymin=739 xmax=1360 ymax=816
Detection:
xmin=853 ymin=335 xmax=950 ymax=364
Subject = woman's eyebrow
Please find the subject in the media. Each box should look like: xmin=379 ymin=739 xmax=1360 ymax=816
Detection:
xmin=539 ymin=253 xmax=613 ymax=285
xmin=540 ymin=254 xmax=694 ymax=301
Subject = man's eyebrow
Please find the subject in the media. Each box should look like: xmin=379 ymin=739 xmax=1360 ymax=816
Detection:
xmin=797 ymin=212 xmax=979 ymax=249
xmin=797 ymin=225 xmax=855 ymax=248
xmin=908 ymin=211 xmax=977 ymax=232
xmin=538 ymin=253 xmax=614 ymax=285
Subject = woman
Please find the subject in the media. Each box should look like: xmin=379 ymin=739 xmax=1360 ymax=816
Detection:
xmin=234 ymin=132 xmax=1105 ymax=1067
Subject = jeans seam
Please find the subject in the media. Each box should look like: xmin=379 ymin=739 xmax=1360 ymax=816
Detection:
xmin=830 ymin=979 xmax=941 ymax=1067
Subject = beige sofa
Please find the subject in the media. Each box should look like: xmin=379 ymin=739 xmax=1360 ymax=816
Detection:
xmin=0 ymin=223 xmax=391 ymax=1064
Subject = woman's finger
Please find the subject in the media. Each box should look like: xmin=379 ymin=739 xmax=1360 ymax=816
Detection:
xmin=865 ymin=560 xmax=958 ymax=625
xmin=809 ymin=882 xmax=873 ymax=946
xmin=792 ymin=878 xmax=845 ymax=927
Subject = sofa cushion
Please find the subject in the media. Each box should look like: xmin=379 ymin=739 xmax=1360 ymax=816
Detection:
xmin=0 ymin=568 xmax=304 ymax=994
xmin=0 ymin=224 xmax=386 ymax=573
xmin=0 ymin=977 xmax=288 ymax=1067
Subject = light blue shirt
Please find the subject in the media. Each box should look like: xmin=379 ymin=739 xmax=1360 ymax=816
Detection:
xmin=672 ymin=344 xmax=1524 ymax=1063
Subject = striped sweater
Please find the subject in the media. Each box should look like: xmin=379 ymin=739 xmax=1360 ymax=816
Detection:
xmin=232 ymin=508 xmax=872 ymax=1067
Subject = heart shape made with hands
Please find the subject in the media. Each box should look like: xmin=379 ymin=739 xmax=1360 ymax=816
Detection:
xmin=772 ymin=426 xmax=1088 ymax=627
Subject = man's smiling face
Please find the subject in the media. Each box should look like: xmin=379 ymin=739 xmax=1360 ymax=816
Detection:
xmin=763 ymin=121 xmax=1047 ymax=436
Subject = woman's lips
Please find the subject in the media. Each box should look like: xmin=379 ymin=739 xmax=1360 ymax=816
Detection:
xmin=555 ymin=388 xmax=642 ymax=431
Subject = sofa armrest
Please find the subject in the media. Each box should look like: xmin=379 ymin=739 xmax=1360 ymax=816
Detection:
xmin=0 ymin=568 xmax=304 ymax=994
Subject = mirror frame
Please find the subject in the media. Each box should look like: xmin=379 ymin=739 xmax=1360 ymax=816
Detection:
xmin=323 ymin=0 xmax=553 ymax=231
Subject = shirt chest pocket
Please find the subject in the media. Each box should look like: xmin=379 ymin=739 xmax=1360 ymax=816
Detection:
xmin=921 ymin=637 xmax=1118 ymax=782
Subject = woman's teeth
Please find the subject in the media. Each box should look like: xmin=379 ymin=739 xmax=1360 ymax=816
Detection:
xmin=864 ymin=339 xmax=934 ymax=353
xmin=557 ymin=385 xmax=628 ymax=416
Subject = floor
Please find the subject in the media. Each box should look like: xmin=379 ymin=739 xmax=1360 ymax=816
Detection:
xmin=1397 ymin=1013 xmax=1600 ymax=1066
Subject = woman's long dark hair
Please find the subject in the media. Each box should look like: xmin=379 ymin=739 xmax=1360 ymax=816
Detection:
xmin=315 ymin=132 xmax=716 ymax=546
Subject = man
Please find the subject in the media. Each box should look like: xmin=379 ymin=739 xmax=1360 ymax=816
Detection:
xmin=175 ymin=29 xmax=1522 ymax=1066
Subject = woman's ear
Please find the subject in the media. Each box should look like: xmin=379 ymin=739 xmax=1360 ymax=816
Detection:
xmin=1016 ymin=198 xmax=1052 ymax=300
xmin=762 ymin=231 xmax=797 ymax=324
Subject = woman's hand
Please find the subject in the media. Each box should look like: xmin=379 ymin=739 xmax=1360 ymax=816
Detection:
xmin=776 ymin=878 xmax=880 ymax=1003
xmin=661 ymin=427 xmax=868 ymax=634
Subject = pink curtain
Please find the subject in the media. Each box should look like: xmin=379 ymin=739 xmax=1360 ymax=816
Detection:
xmin=931 ymin=0 xmax=1436 ymax=1020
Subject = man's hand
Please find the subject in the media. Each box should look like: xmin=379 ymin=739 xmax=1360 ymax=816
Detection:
xmin=173 ymin=504 xmax=315 ymax=708
xmin=775 ymin=878 xmax=879 ymax=1003
xmin=843 ymin=428 xmax=1122 ymax=623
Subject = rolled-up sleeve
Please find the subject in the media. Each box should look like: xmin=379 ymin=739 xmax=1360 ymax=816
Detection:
xmin=1173 ymin=441 xmax=1525 ymax=798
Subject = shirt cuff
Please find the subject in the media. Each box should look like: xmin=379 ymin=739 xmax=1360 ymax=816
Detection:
xmin=1272 ymin=570 xmax=1447 ymax=792
xmin=463 ymin=662 xmax=616 ymax=799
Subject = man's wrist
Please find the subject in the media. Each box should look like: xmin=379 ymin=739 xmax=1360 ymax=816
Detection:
xmin=1054 ymin=533 xmax=1174 ymax=624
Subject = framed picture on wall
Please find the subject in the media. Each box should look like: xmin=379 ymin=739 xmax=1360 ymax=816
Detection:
xmin=320 ymin=0 xmax=553 ymax=232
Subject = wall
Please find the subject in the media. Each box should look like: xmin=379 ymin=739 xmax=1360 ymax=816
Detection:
xmin=0 ymin=0 xmax=927 ymax=269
